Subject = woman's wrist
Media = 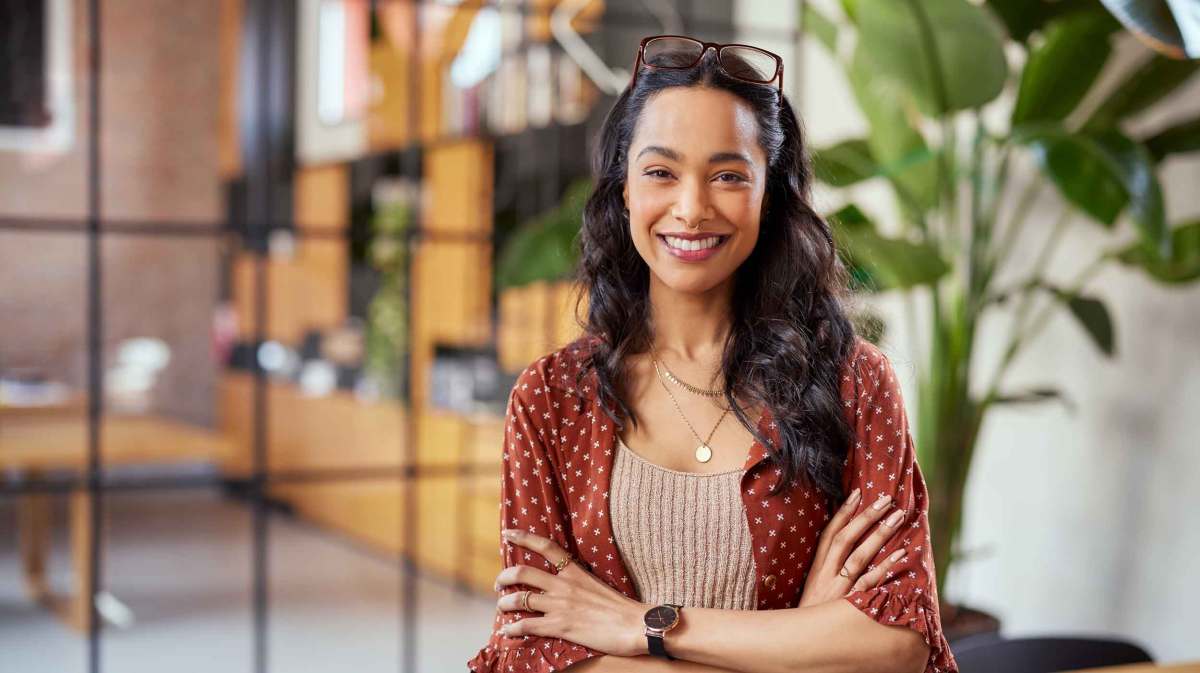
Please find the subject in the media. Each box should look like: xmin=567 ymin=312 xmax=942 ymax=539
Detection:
xmin=626 ymin=601 xmax=652 ymax=657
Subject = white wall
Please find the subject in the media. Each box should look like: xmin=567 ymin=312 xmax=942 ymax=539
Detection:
xmin=750 ymin=0 xmax=1200 ymax=663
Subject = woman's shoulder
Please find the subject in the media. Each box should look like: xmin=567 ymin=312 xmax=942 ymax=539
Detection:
xmin=512 ymin=333 xmax=602 ymax=402
xmin=838 ymin=335 xmax=901 ymax=411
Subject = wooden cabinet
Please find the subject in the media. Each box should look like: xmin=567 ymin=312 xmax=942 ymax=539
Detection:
xmin=217 ymin=372 xmax=504 ymax=591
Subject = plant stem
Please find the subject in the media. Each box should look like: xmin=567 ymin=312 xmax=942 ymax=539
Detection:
xmin=904 ymin=291 xmax=922 ymax=365
xmin=989 ymin=176 xmax=1044 ymax=279
xmin=966 ymin=111 xmax=986 ymax=314
xmin=903 ymin=0 xmax=952 ymax=249
xmin=981 ymin=141 xmax=1012 ymax=243
xmin=979 ymin=204 xmax=1072 ymax=410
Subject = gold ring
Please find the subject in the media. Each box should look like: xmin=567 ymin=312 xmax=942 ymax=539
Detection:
xmin=838 ymin=567 xmax=851 ymax=578
xmin=554 ymin=556 xmax=572 ymax=572
xmin=521 ymin=590 xmax=532 ymax=612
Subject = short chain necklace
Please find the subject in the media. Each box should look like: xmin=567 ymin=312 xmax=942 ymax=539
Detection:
xmin=649 ymin=345 xmax=723 ymax=397
xmin=651 ymin=354 xmax=728 ymax=463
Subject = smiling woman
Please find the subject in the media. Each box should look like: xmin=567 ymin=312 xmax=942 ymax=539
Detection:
xmin=468 ymin=34 xmax=958 ymax=673
xmin=623 ymin=87 xmax=766 ymax=289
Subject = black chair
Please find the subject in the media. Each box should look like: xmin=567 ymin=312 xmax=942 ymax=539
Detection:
xmin=952 ymin=635 xmax=1154 ymax=673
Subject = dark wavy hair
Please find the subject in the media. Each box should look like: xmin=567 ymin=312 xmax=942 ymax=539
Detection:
xmin=568 ymin=46 xmax=859 ymax=501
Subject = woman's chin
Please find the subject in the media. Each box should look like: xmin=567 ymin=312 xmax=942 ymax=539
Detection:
xmin=651 ymin=267 xmax=732 ymax=296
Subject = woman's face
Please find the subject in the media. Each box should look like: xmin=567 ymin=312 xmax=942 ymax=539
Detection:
xmin=624 ymin=86 xmax=768 ymax=295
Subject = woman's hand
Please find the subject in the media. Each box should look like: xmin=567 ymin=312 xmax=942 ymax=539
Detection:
xmin=494 ymin=528 xmax=649 ymax=658
xmin=798 ymin=488 xmax=909 ymax=608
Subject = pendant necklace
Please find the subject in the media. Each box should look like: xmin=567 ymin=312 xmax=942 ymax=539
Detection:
xmin=650 ymin=347 xmax=728 ymax=463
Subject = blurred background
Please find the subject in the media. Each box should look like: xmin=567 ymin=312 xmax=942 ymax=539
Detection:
xmin=0 ymin=1 xmax=1197 ymax=672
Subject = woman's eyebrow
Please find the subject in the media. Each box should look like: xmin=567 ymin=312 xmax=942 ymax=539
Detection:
xmin=635 ymin=145 xmax=753 ymax=165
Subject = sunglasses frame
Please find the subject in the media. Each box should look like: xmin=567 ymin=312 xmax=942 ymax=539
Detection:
xmin=630 ymin=34 xmax=784 ymax=102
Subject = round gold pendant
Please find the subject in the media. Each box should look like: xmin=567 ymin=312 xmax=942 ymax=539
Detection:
xmin=695 ymin=444 xmax=712 ymax=463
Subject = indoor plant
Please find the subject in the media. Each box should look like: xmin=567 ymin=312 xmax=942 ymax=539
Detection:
xmin=804 ymin=0 xmax=1200 ymax=633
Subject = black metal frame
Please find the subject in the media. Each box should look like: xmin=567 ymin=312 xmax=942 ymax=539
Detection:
xmin=0 ymin=2 xmax=809 ymax=672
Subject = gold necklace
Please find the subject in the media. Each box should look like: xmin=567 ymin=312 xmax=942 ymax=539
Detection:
xmin=649 ymin=345 xmax=723 ymax=397
xmin=652 ymin=356 xmax=728 ymax=463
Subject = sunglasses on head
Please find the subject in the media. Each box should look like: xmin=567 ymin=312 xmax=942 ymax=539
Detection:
xmin=630 ymin=34 xmax=784 ymax=102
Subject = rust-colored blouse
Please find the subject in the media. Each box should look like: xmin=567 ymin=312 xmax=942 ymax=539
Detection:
xmin=467 ymin=334 xmax=958 ymax=673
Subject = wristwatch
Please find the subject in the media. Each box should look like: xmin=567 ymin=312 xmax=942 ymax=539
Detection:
xmin=642 ymin=603 xmax=683 ymax=660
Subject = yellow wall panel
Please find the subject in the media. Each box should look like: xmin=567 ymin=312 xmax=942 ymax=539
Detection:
xmin=298 ymin=239 xmax=348 ymax=332
xmin=295 ymin=164 xmax=349 ymax=232
xmin=367 ymin=42 xmax=413 ymax=151
xmin=423 ymin=141 xmax=493 ymax=234
xmin=466 ymin=551 xmax=501 ymax=594
xmin=414 ymin=410 xmax=466 ymax=467
xmin=413 ymin=241 xmax=492 ymax=346
xmin=283 ymin=482 xmax=407 ymax=554
xmin=414 ymin=475 xmax=460 ymax=577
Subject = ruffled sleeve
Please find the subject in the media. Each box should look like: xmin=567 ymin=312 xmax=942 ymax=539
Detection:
xmin=840 ymin=342 xmax=959 ymax=673
xmin=466 ymin=364 xmax=606 ymax=672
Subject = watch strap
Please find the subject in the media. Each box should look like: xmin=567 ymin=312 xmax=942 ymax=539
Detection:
xmin=647 ymin=631 xmax=674 ymax=660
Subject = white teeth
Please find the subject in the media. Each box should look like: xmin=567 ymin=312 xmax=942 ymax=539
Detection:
xmin=663 ymin=235 xmax=723 ymax=251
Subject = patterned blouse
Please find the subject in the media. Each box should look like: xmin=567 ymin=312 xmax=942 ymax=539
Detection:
xmin=467 ymin=333 xmax=958 ymax=673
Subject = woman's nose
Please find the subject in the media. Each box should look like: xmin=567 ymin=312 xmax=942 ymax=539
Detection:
xmin=671 ymin=182 xmax=714 ymax=228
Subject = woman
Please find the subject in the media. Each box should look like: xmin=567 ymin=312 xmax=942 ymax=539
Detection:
xmin=468 ymin=35 xmax=957 ymax=673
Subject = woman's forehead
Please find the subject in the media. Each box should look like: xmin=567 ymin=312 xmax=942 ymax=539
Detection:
xmin=630 ymin=87 xmax=763 ymax=163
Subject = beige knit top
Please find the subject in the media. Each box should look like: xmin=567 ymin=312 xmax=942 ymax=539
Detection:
xmin=609 ymin=436 xmax=758 ymax=610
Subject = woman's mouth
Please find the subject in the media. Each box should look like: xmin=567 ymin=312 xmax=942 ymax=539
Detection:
xmin=657 ymin=234 xmax=730 ymax=261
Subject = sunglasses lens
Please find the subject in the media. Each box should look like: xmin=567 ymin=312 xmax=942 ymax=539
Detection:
xmin=643 ymin=37 xmax=704 ymax=68
xmin=719 ymin=46 xmax=779 ymax=83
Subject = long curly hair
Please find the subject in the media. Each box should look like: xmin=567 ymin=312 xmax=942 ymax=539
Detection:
xmin=569 ymin=47 xmax=859 ymax=500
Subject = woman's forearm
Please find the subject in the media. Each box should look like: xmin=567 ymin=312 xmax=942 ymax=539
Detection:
xmin=566 ymin=654 xmax=742 ymax=672
xmin=661 ymin=598 xmax=929 ymax=673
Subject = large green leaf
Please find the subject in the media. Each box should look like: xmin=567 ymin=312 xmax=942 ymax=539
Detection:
xmin=1114 ymin=219 xmax=1200 ymax=283
xmin=1145 ymin=115 xmax=1200 ymax=161
xmin=828 ymin=205 xmax=882 ymax=292
xmin=1098 ymin=0 xmax=1197 ymax=58
xmin=1067 ymin=294 xmax=1115 ymax=357
xmin=802 ymin=1 xmax=839 ymax=54
xmin=857 ymin=0 xmax=1009 ymax=116
xmin=993 ymin=387 xmax=1076 ymax=412
xmin=812 ymin=139 xmax=876 ymax=187
xmin=1013 ymin=123 xmax=1169 ymax=257
xmin=830 ymin=204 xmax=951 ymax=291
xmin=1085 ymin=54 xmax=1200 ymax=129
xmin=1013 ymin=124 xmax=1125 ymax=225
xmin=1043 ymin=285 xmax=1116 ymax=356
xmin=985 ymin=0 xmax=1100 ymax=43
xmin=841 ymin=0 xmax=859 ymax=24
xmin=1011 ymin=12 xmax=1116 ymax=125
xmin=495 ymin=215 xmax=571 ymax=289
xmin=496 ymin=180 xmax=589 ymax=289
xmin=847 ymin=45 xmax=939 ymax=213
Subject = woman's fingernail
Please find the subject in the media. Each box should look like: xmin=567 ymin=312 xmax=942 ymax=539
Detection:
xmin=502 ymin=530 xmax=515 ymax=538
xmin=873 ymin=495 xmax=892 ymax=510
xmin=889 ymin=548 xmax=905 ymax=561
xmin=847 ymin=488 xmax=861 ymax=506
xmin=885 ymin=509 xmax=904 ymax=526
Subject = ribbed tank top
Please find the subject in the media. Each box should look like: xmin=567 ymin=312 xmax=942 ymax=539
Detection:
xmin=609 ymin=436 xmax=758 ymax=610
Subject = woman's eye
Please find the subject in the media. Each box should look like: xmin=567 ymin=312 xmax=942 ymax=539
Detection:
xmin=644 ymin=169 xmax=673 ymax=179
xmin=715 ymin=172 xmax=747 ymax=183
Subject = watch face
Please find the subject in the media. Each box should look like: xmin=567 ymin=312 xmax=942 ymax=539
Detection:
xmin=643 ymin=605 xmax=679 ymax=631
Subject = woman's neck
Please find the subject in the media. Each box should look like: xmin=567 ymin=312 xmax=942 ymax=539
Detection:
xmin=646 ymin=274 xmax=734 ymax=370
